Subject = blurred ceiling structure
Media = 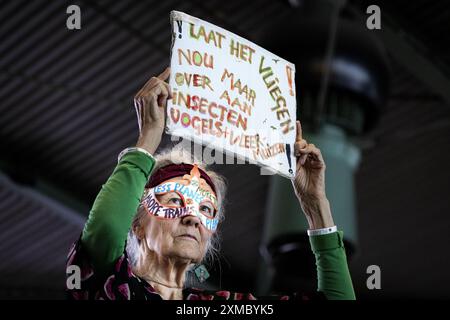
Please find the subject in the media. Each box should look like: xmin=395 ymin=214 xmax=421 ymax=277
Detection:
xmin=0 ymin=0 xmax=449 ymax=299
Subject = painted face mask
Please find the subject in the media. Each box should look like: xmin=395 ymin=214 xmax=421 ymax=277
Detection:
xmin=141 ymin=165 xmax=219 ymax=232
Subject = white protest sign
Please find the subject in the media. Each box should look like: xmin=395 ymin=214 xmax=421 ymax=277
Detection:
xmin=166 ymin=11 xmax=297 ymax=178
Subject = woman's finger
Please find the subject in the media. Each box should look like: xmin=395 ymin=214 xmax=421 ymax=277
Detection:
xmin=298 ymin=143 xmax=316 ymax=154
xmin=145 ymin=82 xmax=168 ymax=105
xmin=144 ymin=77 xmax=163 ymax=93
xmin=137 ymin=96 xmax=145 ymax=125
xmin=157 ymin=67 xmax=171 ymax=82
xmin=297 ymin=143 xmax=318 ymax=156
xmin=309 ymin=144 xmax=324 ymax=163
xmin=146 ymin=79 xmax=170 ymax=97
xmin=296 ymin=120 xmax=303 ymax=142
xmin=156 ymin=83 xmax=169 ymax=107
xmin=141 ymin=76 xmax=159 ymax=92
xmin=298 ymin=144 xmax=324 ymax=164
xmin=299 ymin=154 xmax=308 ymax=165
xmin=148 ymin=93 xmax=159 ymax=119
xmin=137 ymin=67 xmax=170 ymax=98
xmin=134 ymin=98 xmax=143 ymax=131
xmin=294 ymin=139 xmax=308 ymax=156
xmin=162 ymin=81 xmax=173 ymax=99
xmin=151 ymin=80 xmax=172 ymax=99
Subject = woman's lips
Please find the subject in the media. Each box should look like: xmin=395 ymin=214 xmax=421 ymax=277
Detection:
xmin=178 ymin=234 xmax=198 ymax=242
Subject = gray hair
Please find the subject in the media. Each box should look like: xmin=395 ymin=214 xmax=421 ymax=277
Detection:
xmin=126 ymin=144 xmax=227 ymax=272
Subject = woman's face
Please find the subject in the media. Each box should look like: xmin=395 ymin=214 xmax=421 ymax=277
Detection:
xmin=139 ymin=175 xmax=216 ymax=263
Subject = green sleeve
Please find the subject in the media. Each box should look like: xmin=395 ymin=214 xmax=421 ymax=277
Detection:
xmin=309 ymin=231 xmax=356 ymax=300
xmin=81 ymin=151 xmax=156 ymax=273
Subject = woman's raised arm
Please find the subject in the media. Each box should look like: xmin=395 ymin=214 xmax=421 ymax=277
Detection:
xmin=80 ymin=68 xmax=172 ymax=274
xmin=292 ymin=120 xmax=356 ymax=300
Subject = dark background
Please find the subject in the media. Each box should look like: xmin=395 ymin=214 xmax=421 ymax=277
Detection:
xmin=1 ymin=0 xmax=449 ymax=299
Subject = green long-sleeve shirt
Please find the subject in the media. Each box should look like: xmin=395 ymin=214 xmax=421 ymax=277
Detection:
xmin=81 ymin=151 xmax=356 ymax=300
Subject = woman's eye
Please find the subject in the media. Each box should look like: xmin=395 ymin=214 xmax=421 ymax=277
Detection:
xmin=200 ymin=205 xmax=214 ymax=216
xmin=169 ymin=198 xmax=183 ymax=206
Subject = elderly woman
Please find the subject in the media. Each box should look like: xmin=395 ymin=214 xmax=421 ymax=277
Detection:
xmin=66 ymin=68 xmax=355 ymax=300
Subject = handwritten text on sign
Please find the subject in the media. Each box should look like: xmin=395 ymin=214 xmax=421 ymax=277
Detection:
xmin=167 ymin=11 xmax=297 ymax=178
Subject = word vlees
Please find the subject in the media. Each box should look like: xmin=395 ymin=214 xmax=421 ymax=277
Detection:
xmin=259 ymin=56 xmax=294 ymax=134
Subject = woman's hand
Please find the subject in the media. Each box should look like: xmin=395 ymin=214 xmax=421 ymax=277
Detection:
xmin=292 ymin=120 xmax=335 ymax=230
xmin=134 ymin=67 xmax=172 ymax=154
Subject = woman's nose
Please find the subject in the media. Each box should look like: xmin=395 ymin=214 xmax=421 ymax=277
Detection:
xmin=181 ymin=215 xmax=201 ymax=228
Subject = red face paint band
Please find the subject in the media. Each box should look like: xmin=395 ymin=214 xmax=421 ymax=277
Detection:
xmin=146 ymin=163 xmax=217 ymax=194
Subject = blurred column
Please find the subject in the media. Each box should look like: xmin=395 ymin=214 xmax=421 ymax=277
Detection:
xmin=257 ymin=0 xmax=390 ymax=294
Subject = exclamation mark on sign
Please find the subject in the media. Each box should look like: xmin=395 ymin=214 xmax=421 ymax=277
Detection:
xmin=285 ymin=143 xmax=293 ymax=174
xmin=176 ymin=20 xmax=182 ymax=38
xmin=286 ymin=65 xmax=294 ymax=96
